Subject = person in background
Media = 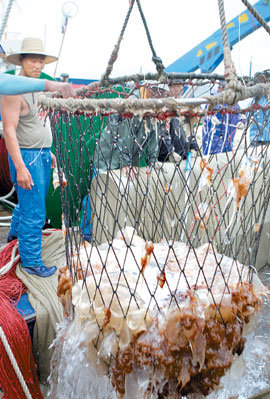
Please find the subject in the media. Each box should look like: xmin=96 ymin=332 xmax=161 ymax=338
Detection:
xmin=80 ymin=81 xmax=198 ymax=242
xmin=141 ymin=81 xmax=198 ymax=162
xmin=202 ymin=83 xmax=244 ymax=155
xmin=155 ymin=81 xmax=199 ymax=162
xmin=80 ymin=84 xmax=160 ymax=242
xmin=1 ymin=37 xmax=64 ymax=277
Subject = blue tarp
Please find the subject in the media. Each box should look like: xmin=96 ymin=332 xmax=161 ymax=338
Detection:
xmin=202 ymin=104 xmax=243 ymax=155
xmin=249 ymin=95 xmax=270 ymax=144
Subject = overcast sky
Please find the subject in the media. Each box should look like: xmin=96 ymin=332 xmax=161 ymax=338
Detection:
xmin=1 ymin=0 xmax=270 ymax=80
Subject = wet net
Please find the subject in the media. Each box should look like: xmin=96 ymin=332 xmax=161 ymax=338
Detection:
xmin=39 ymin=79 xmax=270 ymax=398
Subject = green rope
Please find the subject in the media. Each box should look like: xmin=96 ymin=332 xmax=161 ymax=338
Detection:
xmin=0 ymin=201 xmax=14 ymax=213
xmin=135 ymin=0 xmax=167 ymax=81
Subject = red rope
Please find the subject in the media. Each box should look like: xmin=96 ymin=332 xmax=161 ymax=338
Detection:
xmin=0 ymin=241 xmax=43 ymax=399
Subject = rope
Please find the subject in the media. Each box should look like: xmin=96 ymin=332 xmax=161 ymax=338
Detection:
xmin=0 ymin=0 xmax=15 ymax=42
xmin=0 ymin=186 xmax=15 ymax=202
xmin=0 ymin=242 xmax=19 ymax=276
xmin=135 ymin=0 xmax=167 ymax=81
xmin=39 ymin=94 xmax=206 ymax=114
xmin=39 ymin=82 xmax=270 ymax=112
xmin=205 ymin=81 xmax=269 ymax=105
xmin=217 ymin=0 xmax=237 ymax=82
xmin=0 ymin=326 xmax=33 ymax=399
xmin=0 ymin=187 xmax=16 ymax=217
xmin=240 ymin=0 xmax=270 ymax=36
xmin=100 ymin=0 xmax=136 ymax=86
xmin=72 ymin=72 xmax=229 ymax=96
xmin=45 ymin=71 xmax=254 ymax=98
xmin=210 ymin=0 xmax=253 ymax=106
xmin=56 ymin=72 xmax=251 ymax=98
xmin=100 ymin=0 xmax=167 ymax=86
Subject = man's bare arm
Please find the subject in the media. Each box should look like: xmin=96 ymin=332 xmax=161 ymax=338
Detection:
xmin=1 ymin=95 xmax=34 ymax=190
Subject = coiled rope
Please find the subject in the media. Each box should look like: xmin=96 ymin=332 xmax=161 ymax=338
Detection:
xmin=0 ymin=242 xmax=19 ymax=276
xmin=0 ymin=326 xmax=33 ymax=399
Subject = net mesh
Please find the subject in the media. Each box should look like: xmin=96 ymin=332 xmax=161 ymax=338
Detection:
xmin=45 ymin=81 xmax=269 ymax=398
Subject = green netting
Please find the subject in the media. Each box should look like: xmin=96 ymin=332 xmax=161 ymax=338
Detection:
xmin=46 ymin=86 xmax=129 ymax=228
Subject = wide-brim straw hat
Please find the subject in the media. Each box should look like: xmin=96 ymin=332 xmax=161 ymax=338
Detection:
xmin=6 ymin=37 xmax=58 ymax=66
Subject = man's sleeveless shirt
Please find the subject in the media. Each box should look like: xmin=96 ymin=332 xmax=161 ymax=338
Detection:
xmin=16 ymin=92 xmax=52 ymax=148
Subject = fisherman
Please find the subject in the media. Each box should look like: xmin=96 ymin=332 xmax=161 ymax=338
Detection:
xmin=0 ymin=49 xmax=75 ymax=96
xmin=156 ymin=81 xmax=199 ymax=162
xmin=1 ymin=37 xmax=63 ymax=277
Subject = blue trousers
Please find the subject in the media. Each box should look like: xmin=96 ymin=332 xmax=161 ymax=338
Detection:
xmin=9 ymin=148 xmax=51 ymax=267
xmin=80 ymin=169 xmax=96 ymax=239
xmin=80 ymin=194 xmax=92 ymax=238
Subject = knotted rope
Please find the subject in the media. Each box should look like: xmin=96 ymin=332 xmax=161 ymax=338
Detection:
xmin=135 ymin=0 xmax=167 ymax=82
xmin=204 ymin=0 xmax=270 ymax=107
xmin=204 ymin=82 xmax=270 ymax=107
xmin=204 ymin=0 xmax=247 ymax=106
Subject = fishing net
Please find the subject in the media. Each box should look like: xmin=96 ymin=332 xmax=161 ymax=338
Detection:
xmin=39 ymin=79 xmax=269 ymax=398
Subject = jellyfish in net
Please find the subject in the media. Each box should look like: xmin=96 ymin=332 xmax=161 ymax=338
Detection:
xmin=38 ymin=78 xmax=270 ymax=399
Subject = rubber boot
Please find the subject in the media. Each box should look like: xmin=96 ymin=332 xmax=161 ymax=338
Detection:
xmin=23 ymin=265 xmax=57 ymax=277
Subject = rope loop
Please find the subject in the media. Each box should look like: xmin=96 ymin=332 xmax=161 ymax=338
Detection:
xmin=152 ymin=55 xmax=167 ymax=83
xmin=100 ymin=0 xmax=135 ymax=87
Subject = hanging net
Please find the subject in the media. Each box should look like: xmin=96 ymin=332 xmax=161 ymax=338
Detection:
xmin=35 ymin=0 xmax=270 ymax=397
xmin=39 ymin=77 xmax=270 ymax=398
